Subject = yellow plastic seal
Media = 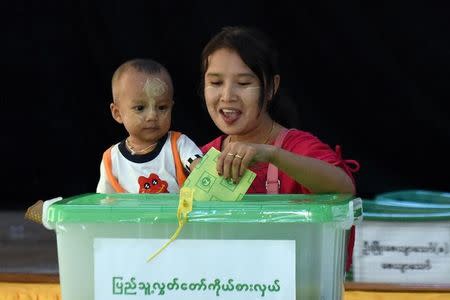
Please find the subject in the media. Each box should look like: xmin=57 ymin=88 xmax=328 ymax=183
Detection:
xmin=147 ymin=187 xmax=194 ymax=262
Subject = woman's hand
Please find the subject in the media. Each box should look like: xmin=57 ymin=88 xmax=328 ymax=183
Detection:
xmin=217 ymin=140 xmax=355 ymax=194
xmin=217 ymin=142 xmax=277 ymax=183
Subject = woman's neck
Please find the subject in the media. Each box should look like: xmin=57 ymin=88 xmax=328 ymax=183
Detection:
xmin=228 ymin=118 xmax=277 ymax=145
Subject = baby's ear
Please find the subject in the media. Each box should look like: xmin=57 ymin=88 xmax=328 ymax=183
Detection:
xmin=110 ymin=102 xmax=123 ymax=124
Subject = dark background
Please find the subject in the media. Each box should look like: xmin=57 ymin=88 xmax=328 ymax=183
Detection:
xmin=2 ymin=1 xmax=449 ymax=210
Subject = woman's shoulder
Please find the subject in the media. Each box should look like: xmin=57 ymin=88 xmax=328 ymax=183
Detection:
xmin=283 ymin=128 xmax=320 ymax=142
xmin=200 ymin=135 xmax=226 ymax=154
xmin=282 ymin=128 xmax=331 ymax=152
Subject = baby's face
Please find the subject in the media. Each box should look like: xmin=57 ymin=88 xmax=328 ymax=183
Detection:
xmin=111 ymin=69 xmax=174 ymax=146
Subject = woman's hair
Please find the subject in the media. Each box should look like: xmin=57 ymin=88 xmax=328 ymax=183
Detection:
xmin=200 ymin=26 xmax=299 ymax=128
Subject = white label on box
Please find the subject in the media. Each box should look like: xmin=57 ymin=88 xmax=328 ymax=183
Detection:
xmin=353 ymin=221 xmax=450 ymax=283
xmin=94 ymin=238 xmax=296 ymax=299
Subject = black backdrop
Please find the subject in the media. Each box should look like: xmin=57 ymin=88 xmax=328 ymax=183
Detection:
xmin=2 ymin=1 xmax=449 ymax=210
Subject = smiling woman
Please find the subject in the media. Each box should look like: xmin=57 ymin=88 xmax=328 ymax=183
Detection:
xmin=199 ymin=26 xmax=361 ymax=272
xmin=204 ymin=48 xmax=271 ymax=138
xmin=200 ymin=26 xmax=359 ymax=195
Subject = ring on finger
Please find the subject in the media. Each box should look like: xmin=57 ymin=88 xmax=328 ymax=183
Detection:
xmin=227 ymin=153 xmax=236 ymax=157
xmin=235 ymin=154 xmax=243 ymax=159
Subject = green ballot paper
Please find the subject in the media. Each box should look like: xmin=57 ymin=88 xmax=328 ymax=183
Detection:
xmin=183 ymin=147 xmax=256 ymax=201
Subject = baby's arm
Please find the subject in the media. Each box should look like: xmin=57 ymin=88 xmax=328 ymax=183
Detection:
xmin=177 ymin=133 xmax=203 ymax=173
xmin=96 ymin=160 xmax=116 ymax=193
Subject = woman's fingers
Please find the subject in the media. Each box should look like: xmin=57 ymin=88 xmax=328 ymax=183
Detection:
xmin=218 ymin=143 xmax=257 ymax=183
xmin=216 ymin=150 xmax=231 ymax=176
xmin=222 ymin=151 xmax=236 ymax=180
xmin=239 ymin=150 xmax=254 ymax=177
xmin=231 ymin=152 xmax=245 ymax=183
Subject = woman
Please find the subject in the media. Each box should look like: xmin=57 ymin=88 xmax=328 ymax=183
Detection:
xmin=200 ymin=26 xmax=360 ymax=272
xmin=200 ymin=26 xmax=359 ymax=194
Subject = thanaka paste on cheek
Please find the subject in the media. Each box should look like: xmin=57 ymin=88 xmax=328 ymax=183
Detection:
xmin=240 ymin=86 xmax=260 ymax=98
xmin=204 ymin=85 xmax=260 ymax=100
xmin=204 ymin=85 xmax=220 ymax=98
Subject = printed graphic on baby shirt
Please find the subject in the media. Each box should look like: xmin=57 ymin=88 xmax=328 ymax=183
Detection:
xmin=138 ymin=173 xmax=169 ymax=193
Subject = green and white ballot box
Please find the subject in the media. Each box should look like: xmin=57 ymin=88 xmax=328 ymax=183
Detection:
xmin=43 ymin=193 xmax=361 ymax=300
xmin=352 ymin=199 xmax=450 ymax=284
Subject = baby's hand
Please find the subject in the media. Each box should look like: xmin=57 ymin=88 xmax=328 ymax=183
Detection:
xmin=217 ymin=142 xmax=277 ymax=183
xmin=188 ymin=157 xmax=202 ymax=172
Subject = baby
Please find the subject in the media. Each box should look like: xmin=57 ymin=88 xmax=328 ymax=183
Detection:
xmin=96 ymin=58 xmax=202 ymax=193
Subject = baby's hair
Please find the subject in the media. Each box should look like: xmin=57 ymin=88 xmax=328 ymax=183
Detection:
xmin=112 ymin=58 xmax=173 ymax=101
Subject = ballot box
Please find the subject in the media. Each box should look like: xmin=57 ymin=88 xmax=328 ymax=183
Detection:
xmin=352 ymin=200 xmax=450 ymax=284
xmin=44 ymin=193 xmax=361 ymax=300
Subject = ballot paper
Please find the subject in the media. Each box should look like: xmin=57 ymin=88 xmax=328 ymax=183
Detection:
xmin=183 ymin=147 xmax=256 ymax=201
